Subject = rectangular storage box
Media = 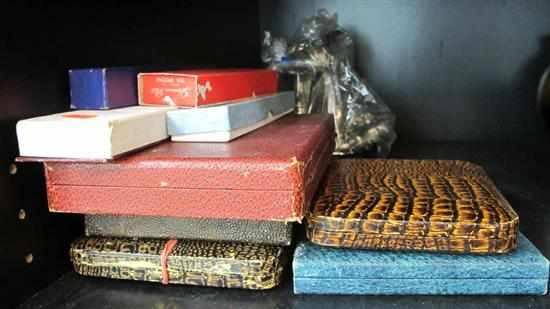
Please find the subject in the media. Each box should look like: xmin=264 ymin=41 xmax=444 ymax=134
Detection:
xmin=71 ymin=236 xmax=286 ymax=290
xmin=85 ymin=215 xmax=293 ymax=245
xmin=43 ymin=114 xmax=334 ymax=221
xmin=138 ymin=69 xmax=278 ymax=107
xmin=293 ymin=233 xmax=549 ymax=295
xmin=16 ymin=106 xmax=173 ymax=160
xmin=307 ymin=159 xmax=519 ymax=254
xmin=168 ymin=92 xmax=295 ymax=142
xmin=69 ymin=67 xmax=138 ymax=110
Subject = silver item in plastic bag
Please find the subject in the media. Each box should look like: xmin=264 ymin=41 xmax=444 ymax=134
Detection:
xmin=262 ymin=9 xmax=396 ymax=156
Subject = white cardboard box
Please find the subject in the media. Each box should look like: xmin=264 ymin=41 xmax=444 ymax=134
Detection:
xmin=17 ymin=106 xmax=174 ymax=159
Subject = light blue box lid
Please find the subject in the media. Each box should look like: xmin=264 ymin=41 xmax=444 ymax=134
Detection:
xmin=167 ymin=92 xmax=295 ymax=136
xmin=293 ymin=233 xmax=549 ymax=280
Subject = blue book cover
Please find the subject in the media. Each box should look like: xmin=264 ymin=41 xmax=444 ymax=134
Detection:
xmin=69 ymin=67 xmax=138 ymax=110
xmin=293 ymin=233 xmax=549 ymax=295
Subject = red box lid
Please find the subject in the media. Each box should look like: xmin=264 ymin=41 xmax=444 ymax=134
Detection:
xmin=45 ymin=114 xmax=335 ymax=221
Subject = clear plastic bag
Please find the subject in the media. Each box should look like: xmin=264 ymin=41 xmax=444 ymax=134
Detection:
xmin=262 ymin=9 xmax=396 ymax=155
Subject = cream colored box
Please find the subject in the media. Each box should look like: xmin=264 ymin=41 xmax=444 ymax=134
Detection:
xmin=16 ymin=106 xmax=174 ymax=160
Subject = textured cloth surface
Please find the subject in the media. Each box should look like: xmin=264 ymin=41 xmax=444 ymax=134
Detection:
xmin=293 ymin=233 xmax=548 ymax=295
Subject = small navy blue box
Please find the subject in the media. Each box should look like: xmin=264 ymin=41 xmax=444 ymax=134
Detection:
xmin=69 ymin=67 xmax=138 ymax=110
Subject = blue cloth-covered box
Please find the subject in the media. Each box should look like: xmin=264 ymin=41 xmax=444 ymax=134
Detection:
xmin=293 ymin=233 xmax=549 ymax=295
xmin=69 ymin=67 xmax=138 ymax=110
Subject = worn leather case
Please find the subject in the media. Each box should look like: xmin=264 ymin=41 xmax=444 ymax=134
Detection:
xmin=293 ymin=233 xmax=548 ymax=295
xmin=45 ymin=114 xmax=334 ymax=221
xmin=71 ymin=236 xmax=287 ymax=290
xmin=307 ymin=159 xmax=519 ymax=254
xmin=85 ymin=215 xmax=293 ymax=245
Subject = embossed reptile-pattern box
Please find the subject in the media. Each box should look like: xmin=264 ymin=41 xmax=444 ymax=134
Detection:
xmin=85 ymin=215 xmax=293 ymax=245
xmin=307 ymin=159 xmax=519 ymax=254
xmin=71 ymin=236 xmax=287 ymax=290
xmin=45 ymin=114 xmax=334 ymax=221
xmin=293 ymin=233 xmax=549 ymax=295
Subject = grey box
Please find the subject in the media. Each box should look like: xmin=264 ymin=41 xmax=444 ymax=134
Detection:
xmin=85 ymin=215 xmax=293 ymax=246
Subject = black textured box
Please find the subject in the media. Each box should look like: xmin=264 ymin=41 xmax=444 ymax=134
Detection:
xmin=85 ymin=215 xmax=293 ymax=245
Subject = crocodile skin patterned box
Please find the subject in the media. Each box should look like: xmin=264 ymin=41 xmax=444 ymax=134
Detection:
xmin=307 ymin=159 xmax=519 ymax=254
xmin=45 ymin=114 xmax=334 ymax=221
xmin=71 ymin=236 xmax=286 ymax=290
xmin=85 ymin=215 xmax=293 ymax=245
xmin=293 ymin=233 xmax=549 ymax=295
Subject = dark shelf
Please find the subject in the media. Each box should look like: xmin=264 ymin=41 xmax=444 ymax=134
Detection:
xmin=18 ymin=142 xmax=550 ymax=309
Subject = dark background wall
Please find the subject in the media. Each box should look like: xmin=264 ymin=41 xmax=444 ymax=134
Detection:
xmin=260 ymin=0 xmax=550 ymax=143
xmin=2 ymin=0 xmax=550 ymax=307
xmin=0 ymin=2 xmax=261 ymax=307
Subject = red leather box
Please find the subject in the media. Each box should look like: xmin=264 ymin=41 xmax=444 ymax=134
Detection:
xmin=138 ymin=69 xmax=278 ymax=107
xmin=44 ymin=114 xmax=334 ymax=222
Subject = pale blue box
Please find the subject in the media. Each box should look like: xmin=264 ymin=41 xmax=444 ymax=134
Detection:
xmin=166 ymin=92 xmax=295 ymax=136
xmin=293 ymin=233 xmax=549 ymax=295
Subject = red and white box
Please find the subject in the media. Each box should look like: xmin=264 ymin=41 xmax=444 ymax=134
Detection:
xmin=138 ymin=69 xmax=278 ymax=107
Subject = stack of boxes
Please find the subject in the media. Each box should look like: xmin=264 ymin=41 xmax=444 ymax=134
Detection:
xmin=16 ymin=67 xmax=334 ymax=290
xmin=293 ymin=159 xmax=549 ymax=295
xmin=15 ymin=66 xmax=550 ymax=295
